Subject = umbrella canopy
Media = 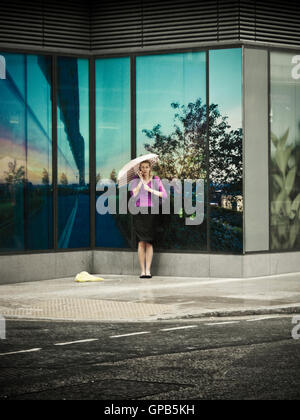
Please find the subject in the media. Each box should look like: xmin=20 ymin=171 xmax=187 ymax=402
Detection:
xmin=117 ymin=153 xmax=159 ymax=188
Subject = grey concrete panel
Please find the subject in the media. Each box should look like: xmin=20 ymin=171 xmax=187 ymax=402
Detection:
xmin=270 ymin=252 xmax=300 ymax=276
xmin=1 ymin=250 xmax=300 ymax=285
xmin=54 ymin=251 xmax=93 ymax=278
xmin=0 ymin=255 xmax=22 ymax=284
xmin=244 ymin=48 xmax=269 ymax=252
xmin=243 ymin=253 xmax=271 ymax=277
xmin=150 ymin=252 xmax=210 ymax=278
xmin=0 ymin=251 xmax=93 ymax=284
xmin=209 ymin=254 xmax=243 ymax=278
xmin=93 ymin=250 xmax=134 ymax=275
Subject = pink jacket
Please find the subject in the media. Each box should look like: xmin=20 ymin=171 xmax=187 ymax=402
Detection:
xmin=129 ymin=175 xmax=168 ymax=207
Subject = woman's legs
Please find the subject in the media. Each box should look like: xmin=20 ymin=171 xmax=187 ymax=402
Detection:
xmin=138 ymin=241 xmax=154 ymax=276
xmin=138 ymin=241 xmax=146 ymax=275
xmin=145 ymin=242 xmax=153 ymax=275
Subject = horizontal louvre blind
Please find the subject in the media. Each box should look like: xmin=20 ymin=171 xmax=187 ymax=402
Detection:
xmin=142 ymin=0 xmax=218 ymax=47
xmin=0 ymin=0 xmax=44 ymax=46
xmin=240 ymin=0 xmax=300 ymax=46
xmin=0 ymin=0 xmax=300 ymax=53
xmin=240 ymin=0 xmax=256 ymax=41
xmin=91 ymin=0 xmax=142 ymax=50
xmin=91 ymin=0 xmax=242 ymax=50
xmin=91 ymin=0 xmax=300 ymax=51
xmin=218 ymin=0 xmax=240 ymax=41
xmin=0 ymin=0 xmax=90 ymax=51
xmin=43 ymin=0 xmax=90 ymax=50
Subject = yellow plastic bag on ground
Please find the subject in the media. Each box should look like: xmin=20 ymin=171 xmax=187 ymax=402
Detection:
xmin=75 ymin=271 xmax=105 ymax=283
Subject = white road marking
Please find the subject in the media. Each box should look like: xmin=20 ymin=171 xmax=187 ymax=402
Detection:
xmin=54 ymin=339 xmax=98 ymax=346
xmin=160 ymin=325 xmax=198 ymax=332
xmin=2 ymin=316 xmax=288 ymax=354
xmin=205 ymin=321 xmax=240 ymax=326
xmin=0 ymin=348 xmax=42 ymax=356
xmin=246 ymin=316 xmax=281 ymax=322
xmin=110 ymin=331 xmax=150 ymax=338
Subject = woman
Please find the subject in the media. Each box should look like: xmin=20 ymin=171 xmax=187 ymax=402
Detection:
xmin=129 ymin=160 xmax=167 ymax=279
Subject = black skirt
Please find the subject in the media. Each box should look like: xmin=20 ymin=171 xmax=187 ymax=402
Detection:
xmin=133 ymin=207 xmax=158 ymax=245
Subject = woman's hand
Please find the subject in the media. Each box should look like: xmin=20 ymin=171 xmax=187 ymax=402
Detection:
xmin=132 ymin=170 xmax=145 ymax=197
xmin=137 ymin=170 xmax=144 ymax=182
xmin=143 ymin=184 xmax=152 ymax=192
xmin=144 ymin=184 xmax=162 ymax=197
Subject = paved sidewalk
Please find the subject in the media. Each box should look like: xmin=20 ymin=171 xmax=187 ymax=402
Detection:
xmin=0 ymin=272 xmax=300 ymax=322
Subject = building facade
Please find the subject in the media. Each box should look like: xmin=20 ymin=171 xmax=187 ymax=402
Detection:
xmin=0 ymin=0 xmax=300 ymax=282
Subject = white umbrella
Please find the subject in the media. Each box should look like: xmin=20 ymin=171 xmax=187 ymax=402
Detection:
xmin=117 ymin=153 xmax=159 ymax=188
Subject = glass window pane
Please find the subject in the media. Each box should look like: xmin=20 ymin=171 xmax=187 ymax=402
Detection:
xmin=95 ymin=57 xmax=131 ymax=248
xmin=57 ymin=57 xmax=89 ymax=249
xmin=0 ymin=53 xmax=52 ymax=252
xmin=136 ymin=52 xmax=207 ymax=250
xmin=270 ymin=52 xmax=300 ymax=251
xmin=209 ymin=48 xmax=243 ymax=253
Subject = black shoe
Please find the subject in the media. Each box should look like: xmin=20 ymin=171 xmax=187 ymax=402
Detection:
xmin=139 ymin=274 xmax=147 ymax=278
xmin=145 ymin=274 xmax=152 ymax=278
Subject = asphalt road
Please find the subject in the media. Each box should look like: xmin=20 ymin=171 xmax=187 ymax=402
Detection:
xmin=0 ymin=315 xmax=299 ymax=400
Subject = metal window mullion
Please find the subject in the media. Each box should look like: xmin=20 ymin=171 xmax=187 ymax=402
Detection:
xmin=206 ymin=49 xmax=210 ymax=253
xmin=24 ymin=54 xmax=28 ymax=251
xmin=89 ymin=56 xmax=96 ymax=250
xmin=267 ymin=49 xmax=271 ymax=252
xmin=52 ymin=55 xmax=58 ymax=251
xmin=130 ymin=55 xmax=136 ymax=249
xmin=131 ymin=55 xmax=136 ymax=160
xmin=242 ymin=44 xmax=246 ymax=255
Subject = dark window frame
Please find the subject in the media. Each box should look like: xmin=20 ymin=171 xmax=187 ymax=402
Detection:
xmin=5 ymin=42 xmax=300 ymax=256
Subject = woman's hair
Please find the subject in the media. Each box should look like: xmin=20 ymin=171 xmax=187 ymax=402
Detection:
xmin=139 ymin=160 xmax=152 ymax=175
xmin=139 ymin=160 xmax=152 ymax=168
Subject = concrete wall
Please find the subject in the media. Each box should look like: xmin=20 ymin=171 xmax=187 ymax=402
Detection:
xmin=0 ymin=251 xmax=93 ymax=284
xmin=1 ymin=250 xmax=300 ymax=284
xmin=93 ymin=250 xmax=300 ymax=279
xmin=92 ymin=250 xmax=243 ymax=278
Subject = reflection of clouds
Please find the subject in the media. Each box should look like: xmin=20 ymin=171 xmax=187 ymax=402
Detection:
xmin=0 ymin=139 xmax=26 ymax=182
xmin=58 ymin=168 xmax=77 ymax=185
xmin=0 ymin=137 xmax=53 ymax=184
xmin=0 ymin=155 xmax=26 ymax=182
xmin=27 ymin=156 xmax=51 ymax=183
xmin=0 ymin=153 xmax=52 ymax=185
xmin=0 ymin=138 xmax=25 ymax=161
xmin=97 ymin=149 xmax=130 ymax=180
xmin=216 ymin=105 xmax=242 ymax=132
xmin=226 ymin=106 xmax=242 ymax=131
